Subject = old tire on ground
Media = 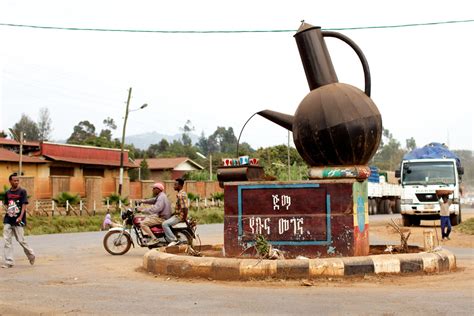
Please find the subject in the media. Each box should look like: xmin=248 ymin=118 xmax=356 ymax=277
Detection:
xmin=103 ymin=230 xmax=132 ymax=255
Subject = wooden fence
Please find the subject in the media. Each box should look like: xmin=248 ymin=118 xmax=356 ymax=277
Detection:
xmin=1 ymin=197 xmax=224 ymax=217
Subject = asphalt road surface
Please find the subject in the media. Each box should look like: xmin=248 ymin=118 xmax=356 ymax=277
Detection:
xmin=0 ymin=214 xmax=473 ymax=315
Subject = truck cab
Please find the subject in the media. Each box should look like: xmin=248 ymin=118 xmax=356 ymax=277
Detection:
xmin=396 ymin=158 xmax=463 ymax=226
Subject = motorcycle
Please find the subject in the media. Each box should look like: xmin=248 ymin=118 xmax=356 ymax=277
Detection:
xmin=103 ymin=207 xmax=197 ymax=255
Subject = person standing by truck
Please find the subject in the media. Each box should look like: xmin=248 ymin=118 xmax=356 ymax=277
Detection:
xmin=439 ymin=194 xmax=452 ymax=240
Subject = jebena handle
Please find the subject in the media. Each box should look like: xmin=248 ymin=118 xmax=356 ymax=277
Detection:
xmin=322 ymin=31 xmax=371 ymax=97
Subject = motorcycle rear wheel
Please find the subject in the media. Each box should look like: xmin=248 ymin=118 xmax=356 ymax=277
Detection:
xmin=103 ymin=230 xmax=132 ymax=255
xmin=174 ymin=230 xmax=193 ymax=246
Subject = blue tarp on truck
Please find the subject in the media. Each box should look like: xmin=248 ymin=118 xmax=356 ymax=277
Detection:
xmin=403 ymin=142 xmax=461 ymax=168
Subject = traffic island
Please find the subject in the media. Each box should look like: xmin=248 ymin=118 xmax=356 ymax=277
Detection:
xmin=143 ymin=245 xmax=456 ymax=281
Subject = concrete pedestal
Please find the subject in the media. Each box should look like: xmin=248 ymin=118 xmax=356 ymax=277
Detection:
xmin=223 ymin=180 xmax=369 ymax=258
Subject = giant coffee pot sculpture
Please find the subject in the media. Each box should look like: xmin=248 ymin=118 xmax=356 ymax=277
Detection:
xmin=259 ymin=23 xmax=382 ymax=167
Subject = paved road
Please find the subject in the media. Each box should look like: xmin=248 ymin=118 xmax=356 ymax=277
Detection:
xmin=0 ymin=218 xmax=473 ymax=314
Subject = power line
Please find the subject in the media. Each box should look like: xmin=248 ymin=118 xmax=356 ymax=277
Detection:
xmin=0 ymin=19 xmax=473 ymax=33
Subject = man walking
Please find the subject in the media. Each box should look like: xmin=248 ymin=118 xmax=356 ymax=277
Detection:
xmin=439 ymin=194 xmax=452 ymax=241
xmin=2 ymin=173 xmax=35 ymax=268
xmin=162 ymin=178 xmax=189 ymax=247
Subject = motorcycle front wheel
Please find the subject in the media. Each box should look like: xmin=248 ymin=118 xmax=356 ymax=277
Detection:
xmin=103 ymin=230 xmax=132 ymax=255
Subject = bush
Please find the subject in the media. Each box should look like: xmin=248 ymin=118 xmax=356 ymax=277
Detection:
xmin=211 ymin=191 xmax=224 ymax=201
xmin=187 ymin=192 xmax=200 ymax=201
xmin=105 ymin=193 xmax=129 ymax=206
xmin=188 ymin=207 xmax=224 ymax=224
xmin=0 ymin=185 xmax=8 ymax=202
xmin=54 ymin=192 xmax=81 ymax=207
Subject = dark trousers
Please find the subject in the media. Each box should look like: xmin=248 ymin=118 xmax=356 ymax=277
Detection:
xmin=440 ymin=216 xmax=452 ymax=238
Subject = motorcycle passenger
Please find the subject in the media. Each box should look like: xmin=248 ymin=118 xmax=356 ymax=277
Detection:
xmin=138 ymin=182 xmax=171 ymax=246
xmin=162 ymin=178 xmax=189 ymax=247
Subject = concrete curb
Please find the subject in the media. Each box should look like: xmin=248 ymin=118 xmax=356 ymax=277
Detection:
xmin=143 ymin=246 xmax=456 ymax=280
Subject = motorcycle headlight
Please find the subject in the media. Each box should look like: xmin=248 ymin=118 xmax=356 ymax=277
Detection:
xmin=121 ymin=208 xmax=132 ymax=220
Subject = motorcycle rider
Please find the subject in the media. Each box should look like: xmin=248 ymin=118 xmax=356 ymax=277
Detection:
xmin=138 ymin=182 xmax=171 ymax=245
xmin=162 ymin=178 xmax=189 ymax=247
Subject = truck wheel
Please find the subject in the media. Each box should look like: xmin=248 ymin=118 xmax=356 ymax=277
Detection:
xmin=402 ymin=214 xmax=411 ymax=226
xmin=369 ymin=199 xmax=377 ymax=215
xmin=378 ymin=199 xmax=386 ymax=214
xmin=395 ymin=199 xmax=401 ymax=214
xmin=450 ymin=212 xmax=460 ymax=226
xmin=372 ymin=199 xmax=378 ymax=215
xmin=411 ymin=217 xmax=421 ymax=226
xmin=385 ymin=199 xmax=393 ymax=214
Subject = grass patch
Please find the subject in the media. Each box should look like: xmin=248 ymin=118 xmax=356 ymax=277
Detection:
xmin=457 ymin=218 xmax=474 ymax=235
xmin=189 ymin=207 xmax=224 ymax=224
xmin=0 ymin=207 xmax=224 ymax=236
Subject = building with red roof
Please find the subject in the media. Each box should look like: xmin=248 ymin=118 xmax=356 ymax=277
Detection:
xmin=134 ymin=157 xmax=203 ymax=181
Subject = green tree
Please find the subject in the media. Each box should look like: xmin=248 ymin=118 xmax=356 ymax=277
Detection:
xmin=405 ymin=137 xmax=417 ymax=151
xmin=140 ymin=158 xmax=151 ymax=180
xmin=370 ymin=128 xmax=405 ymax=171
xmin=67 ymin=120 xmax=96 ymax=144
xmin=255 ymin=145 xmax=306 ymax=180
xmin=180 ymin=120 xmax=194 ymax=147
xmin=98 ymin=117 xmax=117 ymax=141
xmin=11 ymin=114 xmax=40 ymax=141
xmin=196 ymin=131 xmax=210 ymax=155
xmin=453 ymin=150 xmax=473 ymax=188
xmin=37 ymin=107 xmax=52 ymax=141
xmin=209 ymin=127 xmax=238 ymax=154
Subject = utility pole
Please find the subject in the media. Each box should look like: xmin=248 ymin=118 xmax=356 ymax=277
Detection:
xmin=19 ymin=132 xmax=24 ymax=176
xmin=287 ymin=130 xmax=291 ymax=181
xmin=118 ymin=87 xmax=132 ymax=196
xmin=209 ymin=153 xmax=212 ymax=181
xmin=118 ymin=88 xmax=148 ymax=196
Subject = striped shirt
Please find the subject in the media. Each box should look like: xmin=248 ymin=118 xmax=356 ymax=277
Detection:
xmin=175 ymin=189 xmax=189 ymax=220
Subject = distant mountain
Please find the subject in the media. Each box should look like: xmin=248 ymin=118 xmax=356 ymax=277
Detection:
xmin=125 ymin=132 xmax=200 ymax=150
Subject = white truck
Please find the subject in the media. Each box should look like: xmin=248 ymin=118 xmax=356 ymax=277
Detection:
xmin=368 ymin=167 xmax=402 ymax=215
xmin=395 ymin=143 xmax=464 ymax=227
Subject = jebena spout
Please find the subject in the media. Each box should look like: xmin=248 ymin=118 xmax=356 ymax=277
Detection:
xmin=257 ymin=110 xmax=294 ymax=131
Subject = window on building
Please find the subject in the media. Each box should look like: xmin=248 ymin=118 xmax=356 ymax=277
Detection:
xmin=83 ymin=167 xmax=105 ymax=177
xmin=50 ymin=167 xmax=74 ymax=176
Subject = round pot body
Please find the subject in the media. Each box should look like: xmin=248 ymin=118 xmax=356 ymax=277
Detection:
xmin=293 ymin=83 xmax=382 ymax=166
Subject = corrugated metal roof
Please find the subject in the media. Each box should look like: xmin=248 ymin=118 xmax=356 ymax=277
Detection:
xmin=0 ymin=138 xmax=40 ymax=147
xmin=43 ymin=155 xmax=137 ymax=168
xmin=0 ymin=148 xmax=46 ymax=163
xmin=135 ymin=157 xmax=203 ymax=170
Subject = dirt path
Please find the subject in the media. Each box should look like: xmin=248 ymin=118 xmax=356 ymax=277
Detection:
xmin=370 ymin=212 xmax=474 ymax=248
xmin=0 ymin=220 xmax=472 ymax=314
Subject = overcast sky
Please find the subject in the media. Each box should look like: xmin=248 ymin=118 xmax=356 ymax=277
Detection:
xmin=1 ymin=0 xmax=473 ymax=151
